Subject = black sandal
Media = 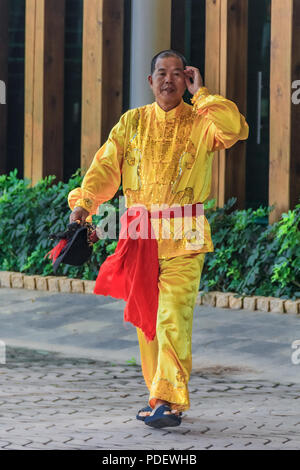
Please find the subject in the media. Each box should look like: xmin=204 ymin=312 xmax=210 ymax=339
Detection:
xmin=144 ymin=404 xmax=182 ymax=428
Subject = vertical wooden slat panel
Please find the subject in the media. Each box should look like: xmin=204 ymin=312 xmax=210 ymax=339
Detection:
xmin=43 ymin=0 xmax=65 ymax=178
xmin=205 ymin=0 xmax=248 ymax=210
xmin=0 ymin=0 xmax=9 ymax=174
xmin=205 ymin=0 xmax=221 ymax=93
xmin=269 ymin=0 xmax=292 ymax=222
xmin=102 ymin=0 xmax=124 ymax=142
xmin=269 ymin=0 xmax=300 ymax=223
xmin=81 ymin=0 xmax=124 ymax=171
xmin=24 ymin=0 xmax=36 ymax=180
xmin=24 ymin=0 xmax=64 ymax=185
xmin=81 ymin=0 xmax=103 ymax=172
xmin=32 ymin=0 xmax=44 ymax=181
xmin=269 ymin=0 xmax=292 ymax=221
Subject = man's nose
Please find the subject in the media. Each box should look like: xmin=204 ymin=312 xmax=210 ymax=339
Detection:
xmin=165 ymin=74 xmax=173 ymax=83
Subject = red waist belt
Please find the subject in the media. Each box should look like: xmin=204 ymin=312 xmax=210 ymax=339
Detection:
xmin=94 ymin=203 xmax=203 ymax=342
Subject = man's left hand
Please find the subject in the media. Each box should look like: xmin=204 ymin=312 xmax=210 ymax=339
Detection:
xmin=184 ymin=66 xmax=204 ymax=96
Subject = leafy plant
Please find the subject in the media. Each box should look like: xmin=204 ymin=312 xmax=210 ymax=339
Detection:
xmin=201 ymin=198 xmax=300 ymax=300
xmin=0 ymin=169 xmax=120 ymax=280
xmin=0 ymin=170 xmax=299 ymax=299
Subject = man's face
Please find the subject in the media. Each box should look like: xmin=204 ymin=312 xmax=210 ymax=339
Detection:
xmin=148 ymin=56 xmax=187 ymax=109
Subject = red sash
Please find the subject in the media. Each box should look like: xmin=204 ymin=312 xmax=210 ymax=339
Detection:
xmin=94 ymin=203 xmax=203 ymax=342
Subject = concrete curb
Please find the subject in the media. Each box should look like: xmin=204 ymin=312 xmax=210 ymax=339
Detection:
xmin=0 ymin=271 xmax=95 ymax=296
xmin=196 ymin=291 xmax=300 ymax=314
xmin=0 ymin=270 xmax=299 ymax=315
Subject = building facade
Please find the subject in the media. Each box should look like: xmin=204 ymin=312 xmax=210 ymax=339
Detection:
xmin=0 ymin=0 xmax=299 ymax=223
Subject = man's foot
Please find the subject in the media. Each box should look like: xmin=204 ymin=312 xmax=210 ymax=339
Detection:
xmin=137 ymin=407 xmax=152 ymax=419
xmin=144 ymin=404 xmax=182 ymax=428
xmin=138 ymin=409 xmax=180 ymax=418
xmin=138 ymin=411 xmax=152 ymax=418
xmin=137 ymin=401 xmax=181 ymax=419
xmin=148 ymin=400 xmax=181 ymax=417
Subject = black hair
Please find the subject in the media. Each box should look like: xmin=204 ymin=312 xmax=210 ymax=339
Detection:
xmin=150 ymin=49 xmax=187 ymax=75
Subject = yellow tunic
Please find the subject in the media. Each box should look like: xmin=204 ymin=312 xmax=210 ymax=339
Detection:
xmin=68 ymin=87 xmax=249 ymax=258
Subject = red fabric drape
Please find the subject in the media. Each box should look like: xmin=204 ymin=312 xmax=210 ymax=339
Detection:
xmin=94 ymin=206 xmax=159 ymax=342
xmin=94 ymin=203 xmax=203 ymax=342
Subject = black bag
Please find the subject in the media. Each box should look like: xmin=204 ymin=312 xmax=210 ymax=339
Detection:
xmin=45 ymin=222 xmax=98 ymax=274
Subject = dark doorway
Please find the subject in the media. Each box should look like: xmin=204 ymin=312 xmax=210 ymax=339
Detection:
xmin=63 ymin=0 xmax=83 ymax=182
xmin=246 ymin=0 xmax=271 ymax=210
xmin=7 ymin=0 xmax=25 ymax=178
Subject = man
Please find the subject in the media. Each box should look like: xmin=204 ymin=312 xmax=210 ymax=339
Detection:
xmin=68 ymin=50 xmax=249 ymax=428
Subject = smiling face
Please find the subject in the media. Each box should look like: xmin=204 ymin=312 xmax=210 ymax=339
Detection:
xmin=148 ymin=56 xmax=187 ymax=111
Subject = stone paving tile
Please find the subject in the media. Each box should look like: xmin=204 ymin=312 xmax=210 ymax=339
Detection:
xmin=0 ymin=346 xmax=299 ymax=450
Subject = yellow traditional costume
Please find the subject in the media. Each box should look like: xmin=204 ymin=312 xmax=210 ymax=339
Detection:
xmin=68 ymin=86 xmax=249 ymax=412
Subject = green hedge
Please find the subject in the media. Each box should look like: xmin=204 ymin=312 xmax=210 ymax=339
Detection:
xmin=0 ymin=169 xmax=299 ymax=299
xmin=203 ymin=198 xmax=299 ymax=299
xmin=0 ymin=169 xmax=119 ymax=281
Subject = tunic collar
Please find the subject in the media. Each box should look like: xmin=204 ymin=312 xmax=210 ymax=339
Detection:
xmin=154 ymin=99 xmax=185 ymax=121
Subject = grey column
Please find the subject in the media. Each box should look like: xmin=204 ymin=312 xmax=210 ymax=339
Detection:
xmin=129 ymin=0 xmax=171 ymax=108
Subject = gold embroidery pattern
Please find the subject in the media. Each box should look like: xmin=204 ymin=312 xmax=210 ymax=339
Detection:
xmin=149 ymin=377 xmax=189 ymax=411
xmin=122 ymin=102 xmax=215 ymax=257
xmin=125 ymin=146 xmax=137 ymax=166
xmin=124 ymin=103 xmax=196 ymax=208
xmin=81 ymin=198 xmax=93 ymax=210
xmin=151 ymin=375 xmax=186 ymax=391
xmin=176 ymin=370 xmax=187 ymax=384
xmin=172 ymin=187 xmax=194 ymax=205
xmin=124 ymin=109 xmax=140 ymax=167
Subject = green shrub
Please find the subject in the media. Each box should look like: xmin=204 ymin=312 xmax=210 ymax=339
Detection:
xmin=202 ymin=197 xmax=300 ymax=300
xmin=0 ymin=169 xmax=120 ymax=280
xmin=0 ymin=170 xmax=299 ymax=299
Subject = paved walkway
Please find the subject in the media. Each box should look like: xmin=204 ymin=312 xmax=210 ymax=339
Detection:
xmin=0 ymin=287 xmax=299 ymax=450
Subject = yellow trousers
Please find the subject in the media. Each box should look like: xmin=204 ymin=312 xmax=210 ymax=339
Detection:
xmin=136 ymin=252 xmax=205 ymax=412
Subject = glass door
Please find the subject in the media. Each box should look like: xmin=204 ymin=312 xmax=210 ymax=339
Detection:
xmin=7 ymin=0 xmax=25 ymax=177
xmin=171 ymin=0 xmax=206 ymax=104
xmin=245 ymin=0 xmax=271 ymax=211
xmin=63 ymin=0 xmax=83 ymax=182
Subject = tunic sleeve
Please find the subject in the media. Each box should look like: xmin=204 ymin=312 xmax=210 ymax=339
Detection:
xmin=191 ymin=86 xmax=249 ymax=152
xmin=68 ymin=111 xmax=128 ymax=216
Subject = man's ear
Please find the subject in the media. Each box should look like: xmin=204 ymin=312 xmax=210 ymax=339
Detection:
xmin=147 ymin=75 xmax=153 ymax=87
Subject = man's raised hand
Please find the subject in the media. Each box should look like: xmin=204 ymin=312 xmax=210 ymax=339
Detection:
xmin=184 ymin=66 xmax=204 ymax=96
